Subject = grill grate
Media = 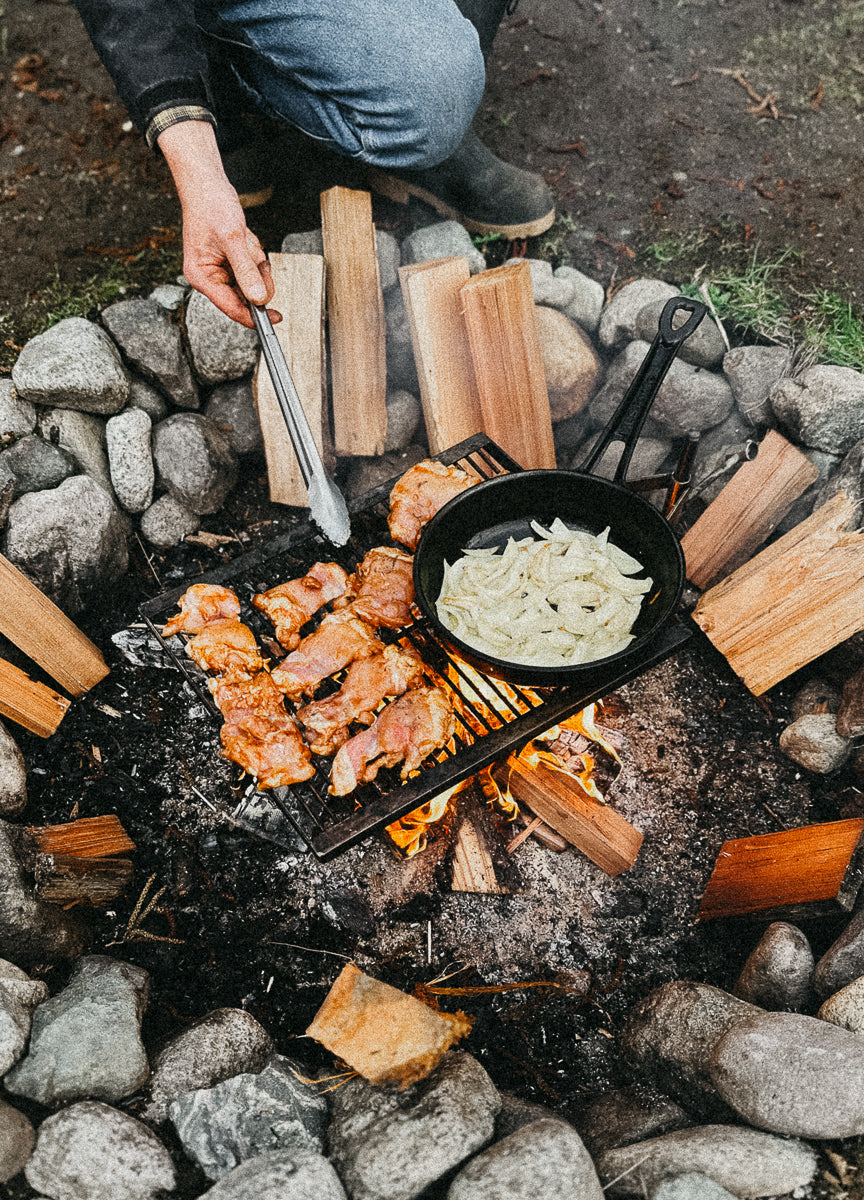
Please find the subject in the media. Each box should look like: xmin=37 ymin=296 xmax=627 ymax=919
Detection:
xmin=139 ymin=435 xmax=693 ymax=860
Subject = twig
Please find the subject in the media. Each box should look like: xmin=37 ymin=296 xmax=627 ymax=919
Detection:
xmin=135 ymin=533 xmax=163 ymax=588
xmin=266 ymin=941 xmax=353 ymax=960
xmin=699 ymin=281 xmax=731 ymax=353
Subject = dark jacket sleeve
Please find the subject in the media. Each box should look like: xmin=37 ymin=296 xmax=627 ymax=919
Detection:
xmin=73 ymin=0 xmax=215 ymax=137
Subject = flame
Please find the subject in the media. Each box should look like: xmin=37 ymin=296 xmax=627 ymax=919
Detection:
xmin=386 ymin=779 xmax=470 ymax=858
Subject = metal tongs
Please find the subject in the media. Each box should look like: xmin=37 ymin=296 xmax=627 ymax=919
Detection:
xmin=248 ymin=301 xmax=351 ymax=547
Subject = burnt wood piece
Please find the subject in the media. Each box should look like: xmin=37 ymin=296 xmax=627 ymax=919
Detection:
xmin=691 ymin=491 xmax=864 ymax=695
xmin=460 ymin=261 xmax=556 ymax=470
xmin=504 ymin=757 xmax=642 ymax=875
xmin=837 ymin=666 xmax=864 ymax=738
xmin=513 ymin=808 xmax=568 ymax=853
xmin=34 ymin=854 xmax=133 ymax=906
xmin=320 ymin=186 xmax=387 ymax=457
xmin=681 ymin=429 xmax=820 ymax=589
xmin=398 ymin=257 xmax=483 ymax=454
xmin=0 ymin=553 xmax=109 ymax=696
xmin=253 ymin=252 xmax=327 ymax=507
xmin=28 ymin=815 xmax=136 ymax=859
xmin=0 ymin=656 xmax=70 ymax=737
xmin=449 ymin=790 xmax=520 ymax=893
xmin=697 ymin=818 xmax=864 ymax=922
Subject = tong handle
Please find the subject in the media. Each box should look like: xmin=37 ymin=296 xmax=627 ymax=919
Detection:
xmin=248 ymin=301 xmax=317 ymax=487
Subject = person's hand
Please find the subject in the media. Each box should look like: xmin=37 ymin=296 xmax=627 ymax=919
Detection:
xmin=158 ymin=120 xmax=280 ymax=327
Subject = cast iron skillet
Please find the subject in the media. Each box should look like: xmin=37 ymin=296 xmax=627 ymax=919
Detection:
xmin=412 ymin=295 xmax=707 ymax=686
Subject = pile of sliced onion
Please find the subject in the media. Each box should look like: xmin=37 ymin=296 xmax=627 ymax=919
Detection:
xmin=435 ymin=518 xmax=653 ymax=667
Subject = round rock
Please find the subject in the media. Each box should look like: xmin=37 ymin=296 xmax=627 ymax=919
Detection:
xmin=106 ymin=407 xmax=154 ymax=513
xmin=384 ymin=389 xmax=421 ymax=452
xmin=818 ymin=974 xmax=864 ymax=1033
xmin=204 ymin=379 xmax=264 ymax=456
xmin=0 ymin=958 xmax=47 ymax=1075
xmin=771 ymin=363 xmax=864 ymax=454
xmin=186 ymin=289 xmax=258 ymax=385
xmin=574 ymin=1083 xmax=693 ymax=1159
xmin=0 ymin=1098 xmax=35 ymax=1183
xmin=0 ymin=379 xmax=36 ymax=440
xmin=790 ymin=676 xmax=841 ymax=720
xmin=0 ymin=819 xmax=87 ymax=966
xmin=139 ymin=492 xmax=199 ymax=548
xmin=535 ymin=305 xmax=602 ymax=422
xmin=384 ymin=284 xmax=419 ymax=393
xmin=400 ymin=221 xmax=486 ymax=273
xmin=504 ymin=258 xmax=576 ymax=309
xmin=733 ymin=922 xmax=814 ymax=1011
xmin=637 ymin=298 xmax=727 ymax=369
xmin=127 ymin=376 xmax=170 ymax=422
xmin=710 ymin=1009 xmax=864 ymax=1137
xmin=102 ymin=297 xmax=199 ymax=409
xmin=152 ymin=412 xmax=238 ymax=514
xmin=598 ymin=278 xmax=679 ymax=348
xmin=779 ymin=712 xmax=851 ymax=773
xmin=447 ymin=1117 xmax=602 ymax=1200
xmin=723 ymin=345 xmax=792 ymax=428
xmin=197 ymin=1148 xmax=347 ymax=1200
xmin=651 ymin=1173 xmax=746 ymax=1200
xmin=814 ymin=909 xmax=864 ymax=998
xmin=0 ymin=720 xmax=26 ymax=817
xmin=2 ymin=434 xmax=77 ymax=497
xmin=25 ymin=1101 xmax=176 ymax=1200
xmin=36 ymin=406 xmax=112 ymax=490
xmin=12 ymin=317 xmax=129 ymax=414
xmin=555 ymin=265 xmax=605 ymax=335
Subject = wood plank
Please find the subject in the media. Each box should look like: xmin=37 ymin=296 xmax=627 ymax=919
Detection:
xmin=398 ymin=257 xmax=483 ymax=453
xmin=451 ymin=815 xmax=505 ymax=893
xmin=697 ymin=819 xmax=864 ymax=921
xmin=460 ymin=261 xmax=556 ymax=470
xmin=253 ymin=253 xmax=327 ymax=507
xmin=0 ymin=554 xmax=109 ymax=696
xmin=681 ymin=430 xmax=820 ymax=589
xmin=28 ymin=815 xmax=135 ymax=859
xmin=320 ymin=186 xmax=387 ymax=456
xmin=0 ymin=656 xmax=70 ymax=737
xmin=34 ymin=855 xmax=133 ymax=907
xmin=505 ymin=756 xmax=642 ymax=875
xmin=692 ymin=491 xmax=864 ymax=695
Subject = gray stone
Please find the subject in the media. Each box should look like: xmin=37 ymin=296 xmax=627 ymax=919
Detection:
xmin=0 ymin=379 xmax=36 ymax=442
xmin=733 ymin=922 xmax=814 ymax=1011
xmin=102 ymin=297 xmax=199 ymax=408
xmin=814 ymin=909 xmax=864 ymax=998
xmin=150 ymin=282 xmax=188 ymax=311
xmin=790 ymin=676 xmax=841 ymax=719
xmin=0 ymin=819 xmax=86 ymax=966
xmin=143 ymin=1007 xmax=275 ymax=1124
xmin=2 ymin=476 xmax=129 ymax=614
xmin=0 ymin=1098 xmax=35 ymax=1184
xmin=170 ymin=1053 xmax=328 ymax=1180
xmin=106 ymin=407 xmax=154 ymax=513
xmin=0 ymin=720 xmax=26 ymax=817
xmin=127 ymin=376 xmax=170 ymax=421
xmin=534 ymin=305 xmax=603 ymax=422
xmin=598 ymin=278 xmax=679 ymax=348
xmin=374 ymin=229 xmax=401 ymax=291
xmin=344 ymin=445 xmax=428 ymax=500
xmin=280 ymin=230 xmax=324 ymax=256
xmin=12 ymin=317 xmax=129 ymax=414
xmin=384 ymin=284 xmax=419 ymax=393
xmin=618 ymin=981 xmax=761 ymax=1118
xmin=591 ymin=437 xmax=672 ymax=485
xmin=400 ymin=221 xmax=486 ymax=273
xmin=447 ymin=1117 xmax=602 ymax=1200
xmin=553 ymin=411 xmax=598 ymax=464
xmin=504 ymin=258 xmax=576 ymax=308
xmin=0 ymin=959 xmax=47 ymax=1075
xmin=637 ymin=298 xmax=727 ymax=369
xmin=5 ymin=955 xmax=149 ymax=1105
xmin=687 ymin=412 xmax=761 ymax=507
xmin=0 ymin=457 xmax=13 ymax=531
xmin=2 ymin=434 xmax=77 ymax=497
xmin=36 ymin=406 xmax=112 ymax=490
xmin=152 ymin=412 xmax=238 ymax=514
xmin=779 ymin=712 xmax=851 ymax=773
xmin=197 ymin=1149 xmax=347 ymax=1200
xmin=25 ymin=1101 xmax=176 ymax=1200
xmin=711 ymin=1009 xmax=864 ymax=1137
xmin=818 ymin=974 xmax=864 ymax=1033
xmin=0 ymin=958 xmax=49 ymax=1011
xmin=186 ymin=289 xmax=258 ymax=384
xmin=494 ymin=1091 xmax=556 ymax=1140
xmin=556 ymin=265 xmax=605 ymax=335
xmin=771 ymin=363 xmax=864 ymax=454
xmin=651 ymin=1175 xmax=737 ymax=1200
xmin=838 ymin=665 xmax=864 ymax=737
xmin=384 ymin=389 xmax=421 ymax=452
xmin=723 ymin=344 xmax=793 ymax=428
xmin=139 ymin=492 xmax=199 ymax=548
xmin=597 ymin=1125 xmax=817 ymax=1197
xmin=204 ymin=379 xmax=264 ymax=456
xmin=327 ymin=1051 xmax=501 ymax=1200
xmin=813 ymin=435 xmax=864 ymax=512
xmin=575 ymin=1083 xmax=693 ymax=1159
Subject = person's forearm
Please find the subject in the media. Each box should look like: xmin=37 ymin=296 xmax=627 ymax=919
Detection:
xmin=158 ymin=119 xmax=229 ymax=207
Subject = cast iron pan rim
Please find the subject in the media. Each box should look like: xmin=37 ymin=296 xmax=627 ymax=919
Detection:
xmin=412 ymin=468 xmax=686 ymax=684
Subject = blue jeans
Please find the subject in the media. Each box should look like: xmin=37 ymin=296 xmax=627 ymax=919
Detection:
xmin=196 ymin=0 xmax=487 ymax=169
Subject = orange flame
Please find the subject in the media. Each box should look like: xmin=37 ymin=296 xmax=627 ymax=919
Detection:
xmin=386 ymin=779 xmax=470 ymax=857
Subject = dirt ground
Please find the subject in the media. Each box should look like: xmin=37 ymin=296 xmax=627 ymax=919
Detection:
xmin=4 ymin=0 xmax=864 ymax=337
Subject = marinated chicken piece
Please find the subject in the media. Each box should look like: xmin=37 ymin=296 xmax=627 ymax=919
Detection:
xmin=344 ymin=546 xmax=415 ymax=629
xmin=220 ymin=718 xmax=314 ymax=790
xmin=297 ymin=643 xmax=426 ymax=755
xmin=162 ymin=584 xmax=241 ymax=637
xmin=186 ymin=618 xmax=265 ymax=679
xmin=209 ymin=670 xmax=288 ymax=723
xmin=270 ymin=611 xmax=380 ymax=701
xmin=387 ymin=459 xmax=476 ymax=550
xmin=329 ymin=685 xmax=456 ymax=796
xmin=253 ymin=562 xmax=351 ymax=650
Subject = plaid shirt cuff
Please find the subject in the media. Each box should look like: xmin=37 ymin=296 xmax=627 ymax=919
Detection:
xmin=145 ymin=105 xmax=216 ymax=150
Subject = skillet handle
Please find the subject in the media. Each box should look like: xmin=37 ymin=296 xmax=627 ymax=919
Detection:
xmin=579 ymin=295 xmax=707 ymax=485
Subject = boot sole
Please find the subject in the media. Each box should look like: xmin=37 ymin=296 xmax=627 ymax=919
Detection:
xmin=366 ymin=167 xmax=556 ymax=239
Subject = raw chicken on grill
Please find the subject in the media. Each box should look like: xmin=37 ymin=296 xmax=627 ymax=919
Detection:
xmin=220 ymin=719 xmax=314 ymax=789
xmin=209 ymin=669 xmax=288 ymax=723
xmin=186 ymin=618 xmax=265 ymax=679
xmin=345 ymin=546 xmax=415 ymax=629
xmin=387 ymin=459 xmax=476 ymax=551
xmin=270 ymin=610 xmax=380 ymax=700
xmin=162 ymin=583 xmax=241 ymax=636
xmin=253 ymin=562 xmax=351 ymax=650
xmin=329 ymin=684 xmax=456 ymax=796
xmin=296 ymin=643 xmax=426 ymax=755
